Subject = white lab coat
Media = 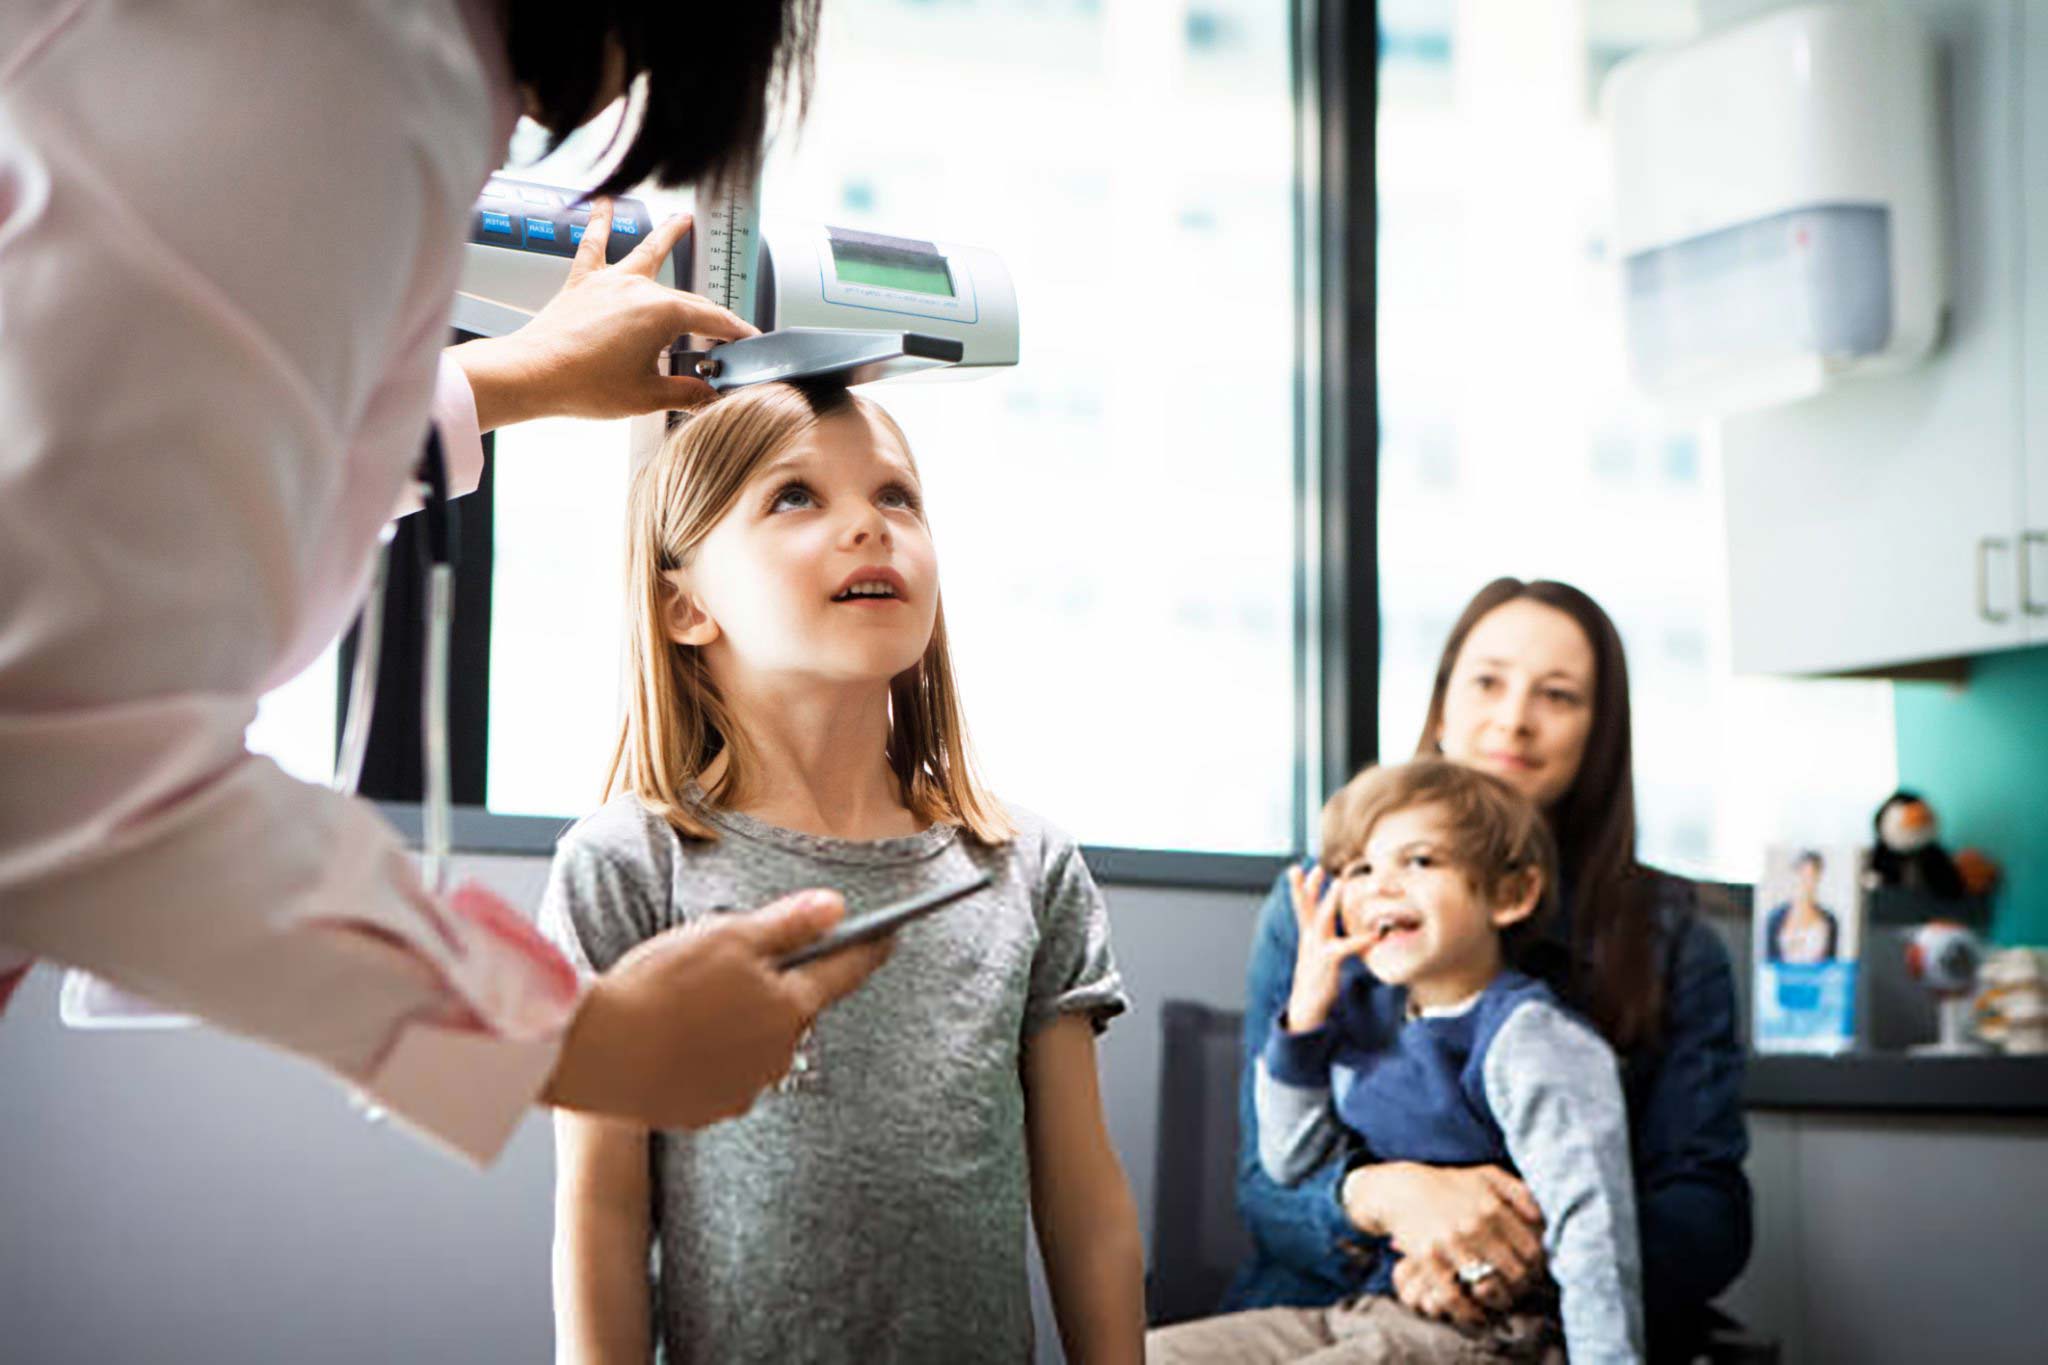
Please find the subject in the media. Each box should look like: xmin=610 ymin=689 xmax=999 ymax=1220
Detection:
xmin=0 ymin=0 xmax=577 ymax=1163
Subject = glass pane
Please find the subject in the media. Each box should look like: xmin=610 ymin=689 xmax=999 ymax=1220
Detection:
xmin=1376 ymin=0 xmax=1897 ymax=881
xmin=486 ymin=419 xmax=635 ymax=817
xmin=483 ymin=0 xmax=1302 ymax=854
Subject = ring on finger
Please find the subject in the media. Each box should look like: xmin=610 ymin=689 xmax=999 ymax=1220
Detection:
xmin=1456 ymin=1258 xmax=1500 ymax=1288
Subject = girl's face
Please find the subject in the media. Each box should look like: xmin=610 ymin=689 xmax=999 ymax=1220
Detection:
xmin=674 ymin=409 xmax=939 ymax=687
xmin=1435 ymin=599 xmax=1596 ymax=809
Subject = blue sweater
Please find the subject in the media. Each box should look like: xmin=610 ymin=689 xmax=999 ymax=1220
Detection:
xmin=1256 ymin=970 xmax=1643 ymax=1361
xmin=1225 ymin=868 xmax=1751 ymax=1352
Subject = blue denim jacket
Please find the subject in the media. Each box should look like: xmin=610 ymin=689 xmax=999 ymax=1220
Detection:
xmin=1224 ymin=867 xmax=1752 ymax=1340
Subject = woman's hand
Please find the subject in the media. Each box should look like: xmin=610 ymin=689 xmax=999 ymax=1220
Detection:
xmin=451 ymin=198 xmax=760 ymax=432
xmin=1341 ymin=1162 xmax=1547 ymax=1322
xmin=542 ymin=889 xmax=890 ymax=1129
xmin=1281 ymin=864 xmax=1374 ymax=1032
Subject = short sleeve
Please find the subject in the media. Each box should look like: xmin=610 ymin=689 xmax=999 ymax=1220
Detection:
xmin=1023 ymin=832 xmax=1128 ymax=1035
xmin=538 ymin=827 xmax=669 ymax=978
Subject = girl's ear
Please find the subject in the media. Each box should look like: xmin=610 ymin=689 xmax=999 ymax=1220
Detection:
xmin=661 ymin=573 xmax=720 ymax=647
xmin=1490 ymin=868 xmax=1543 ymax=931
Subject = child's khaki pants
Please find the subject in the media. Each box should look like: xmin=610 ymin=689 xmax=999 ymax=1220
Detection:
xmin=1145 ymin=1294 xmax=1564 ymax=1365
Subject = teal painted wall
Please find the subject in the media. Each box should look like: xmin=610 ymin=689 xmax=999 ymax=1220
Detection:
xmin=1893 ymin=645 xmax=2048 ymax=944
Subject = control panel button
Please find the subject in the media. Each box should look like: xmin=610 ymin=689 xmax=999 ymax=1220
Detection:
xmin=477 ymin=209 xmax=518 ymax=243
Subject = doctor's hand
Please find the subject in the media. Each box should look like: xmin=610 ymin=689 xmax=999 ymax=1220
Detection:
xmin=540 ymin=889 xmax=888 ymax=1130
xmin=450 ymin=199 xmax=757 ymax=432
xmin=1342 ymin=1161 xmax=1546 ymax=1322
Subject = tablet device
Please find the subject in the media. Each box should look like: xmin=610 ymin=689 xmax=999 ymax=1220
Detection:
xmin=777 ymin=870 xmax=993 ymax=969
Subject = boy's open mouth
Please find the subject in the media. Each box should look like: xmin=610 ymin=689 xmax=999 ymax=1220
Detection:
xmin=1363 ymin=910 xmax=1423 ymax=944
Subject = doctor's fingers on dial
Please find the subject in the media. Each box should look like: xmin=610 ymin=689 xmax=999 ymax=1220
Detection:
xmin=566 ymin=197 xmax=616 ymax=280
xmin=623 ymin=209 xmax=695 ymax=275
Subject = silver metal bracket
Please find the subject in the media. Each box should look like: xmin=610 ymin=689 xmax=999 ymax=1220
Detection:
xmin=669 ymin=326 xmax=965 ymax=392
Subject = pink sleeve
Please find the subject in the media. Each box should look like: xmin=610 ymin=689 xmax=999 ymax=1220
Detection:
xmin=0 ymin=0 xmax=569 ymax=1164
xmin=433 ymin=354 xmax=489 ymax=498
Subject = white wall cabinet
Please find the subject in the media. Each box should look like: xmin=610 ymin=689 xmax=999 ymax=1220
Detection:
xmin=2023 ymin=0 xmax=2048 ymax=643
xmin=1723 ymin=0 xmax=2041 ymax=673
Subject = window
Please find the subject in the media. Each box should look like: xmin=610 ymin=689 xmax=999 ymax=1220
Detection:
xmin=1374 ymin=0 xmax=1897 ymax=881
xmin=482 ymin=0 xmax=1308 ymax=857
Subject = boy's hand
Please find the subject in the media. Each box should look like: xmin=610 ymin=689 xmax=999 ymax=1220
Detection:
xmin=1282 ymin=864 xmax=1375 ymax=1032
xmin=541 ymin=889 xmax=889 ymax=1128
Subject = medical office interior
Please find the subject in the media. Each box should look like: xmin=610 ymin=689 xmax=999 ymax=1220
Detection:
xmin=6 ymin=0 xmax=2048 ymax=1362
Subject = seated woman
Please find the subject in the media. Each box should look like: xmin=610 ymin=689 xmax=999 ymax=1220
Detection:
xmin=1149 ymin=578 xmax=1751 ymax=1363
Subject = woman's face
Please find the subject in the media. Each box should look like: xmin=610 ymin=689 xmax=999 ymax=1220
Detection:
xmin=1435 ymin=599 xmax=1596 ymax=809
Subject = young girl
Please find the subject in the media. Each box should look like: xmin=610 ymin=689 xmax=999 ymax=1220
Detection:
xmin=539 ymin=381 xmax=1145 ymax=1363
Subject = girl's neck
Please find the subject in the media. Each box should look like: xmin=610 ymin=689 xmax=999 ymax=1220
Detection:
xmin=707 ymin=674 xmax=925 ymax=841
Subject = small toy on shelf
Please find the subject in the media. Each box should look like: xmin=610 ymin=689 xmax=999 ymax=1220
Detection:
xmin=1867 ymin=790 xmax=1964 ymax=897
xmin=1903 ymin=920 xmax=1988 ymax=1054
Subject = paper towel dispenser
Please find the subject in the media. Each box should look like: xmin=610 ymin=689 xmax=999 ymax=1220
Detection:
xmin=1603 ymin=4 xmax=1945 ymax=415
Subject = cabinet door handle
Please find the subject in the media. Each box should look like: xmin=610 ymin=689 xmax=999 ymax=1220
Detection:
xmin=1977 ymin=536 xmax=2012 ymax=623
xmin=2025 ymin=530 xmax=2048 ymax=617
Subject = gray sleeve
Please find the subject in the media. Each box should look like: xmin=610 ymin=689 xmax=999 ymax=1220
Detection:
xmin=1023 ymin=830 xmax=1129 ymax=1035
xmin=536 ymin=815 xmax=671 ymax=977
xmin=1253 ymin=1056 xmax=1342 ymax=1185
xmin=1484 ymin=1000 xmax=1645 ymax=1365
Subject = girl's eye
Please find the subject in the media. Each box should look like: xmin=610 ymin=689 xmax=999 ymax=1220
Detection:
xmin=1544 ymin=688 xmax=1584 ymax=707
xmin=878 ymin=482 xmax=922 ymax=512
xmin=1471 ymin=673 xmax=1499 ymax=692
xmin=1405 ymin=853 xmax=1436 ymax=870
xmin=769 ymin=482 xmax=816 ymax=513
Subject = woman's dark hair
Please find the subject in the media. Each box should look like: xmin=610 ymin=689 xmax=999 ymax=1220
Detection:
xmin=1415 ymin=577 xmax=1665 ymax=1053
xmin=506 ymin=1 xmax=820 ymax=198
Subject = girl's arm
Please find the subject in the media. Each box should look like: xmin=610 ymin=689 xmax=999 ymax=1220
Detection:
xmin=551 ymin=1112 xmax=654 ymax=1365
xmin=1023 ymin=1015 xmax=1144 ymax=1365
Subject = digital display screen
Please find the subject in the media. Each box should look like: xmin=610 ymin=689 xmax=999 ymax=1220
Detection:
xmin=830 ymin=238 xmax=955 ymax=298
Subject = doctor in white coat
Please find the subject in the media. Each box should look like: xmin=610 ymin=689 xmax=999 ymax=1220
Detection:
xmin=0 ymin=0 xmax=886 ymax=1165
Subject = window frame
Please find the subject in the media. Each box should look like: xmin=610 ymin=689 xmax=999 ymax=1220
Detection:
xmin=348 ymin=0 xmax=1380 ymax=892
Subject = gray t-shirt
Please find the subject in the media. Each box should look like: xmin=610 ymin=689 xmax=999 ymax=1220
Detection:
xmin=538 ymin=792 xmax=1127 ymax=1365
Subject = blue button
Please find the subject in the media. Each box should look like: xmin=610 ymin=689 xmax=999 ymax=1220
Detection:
xmin=569 ymin=223 xmax=587 ymax=244
xmin=614 ymin=217 xmax=639 ymax=236
xmin=480 ymin=210 xmax=515 ymax=238
xmin=524 ymin=217 xmax=557 ymax=243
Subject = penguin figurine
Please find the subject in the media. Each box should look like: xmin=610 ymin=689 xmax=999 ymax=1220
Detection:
xmin=1869 ymin=790 xmax=1965 ymax=899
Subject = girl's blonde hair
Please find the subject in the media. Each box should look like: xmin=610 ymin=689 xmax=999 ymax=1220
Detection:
xmin=604 ymin=381 xmax=1013 ymax=844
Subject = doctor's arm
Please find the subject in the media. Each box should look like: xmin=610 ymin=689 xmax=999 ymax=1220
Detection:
xmin=1024 ymin=1014 xmax=1145 ymax=1365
